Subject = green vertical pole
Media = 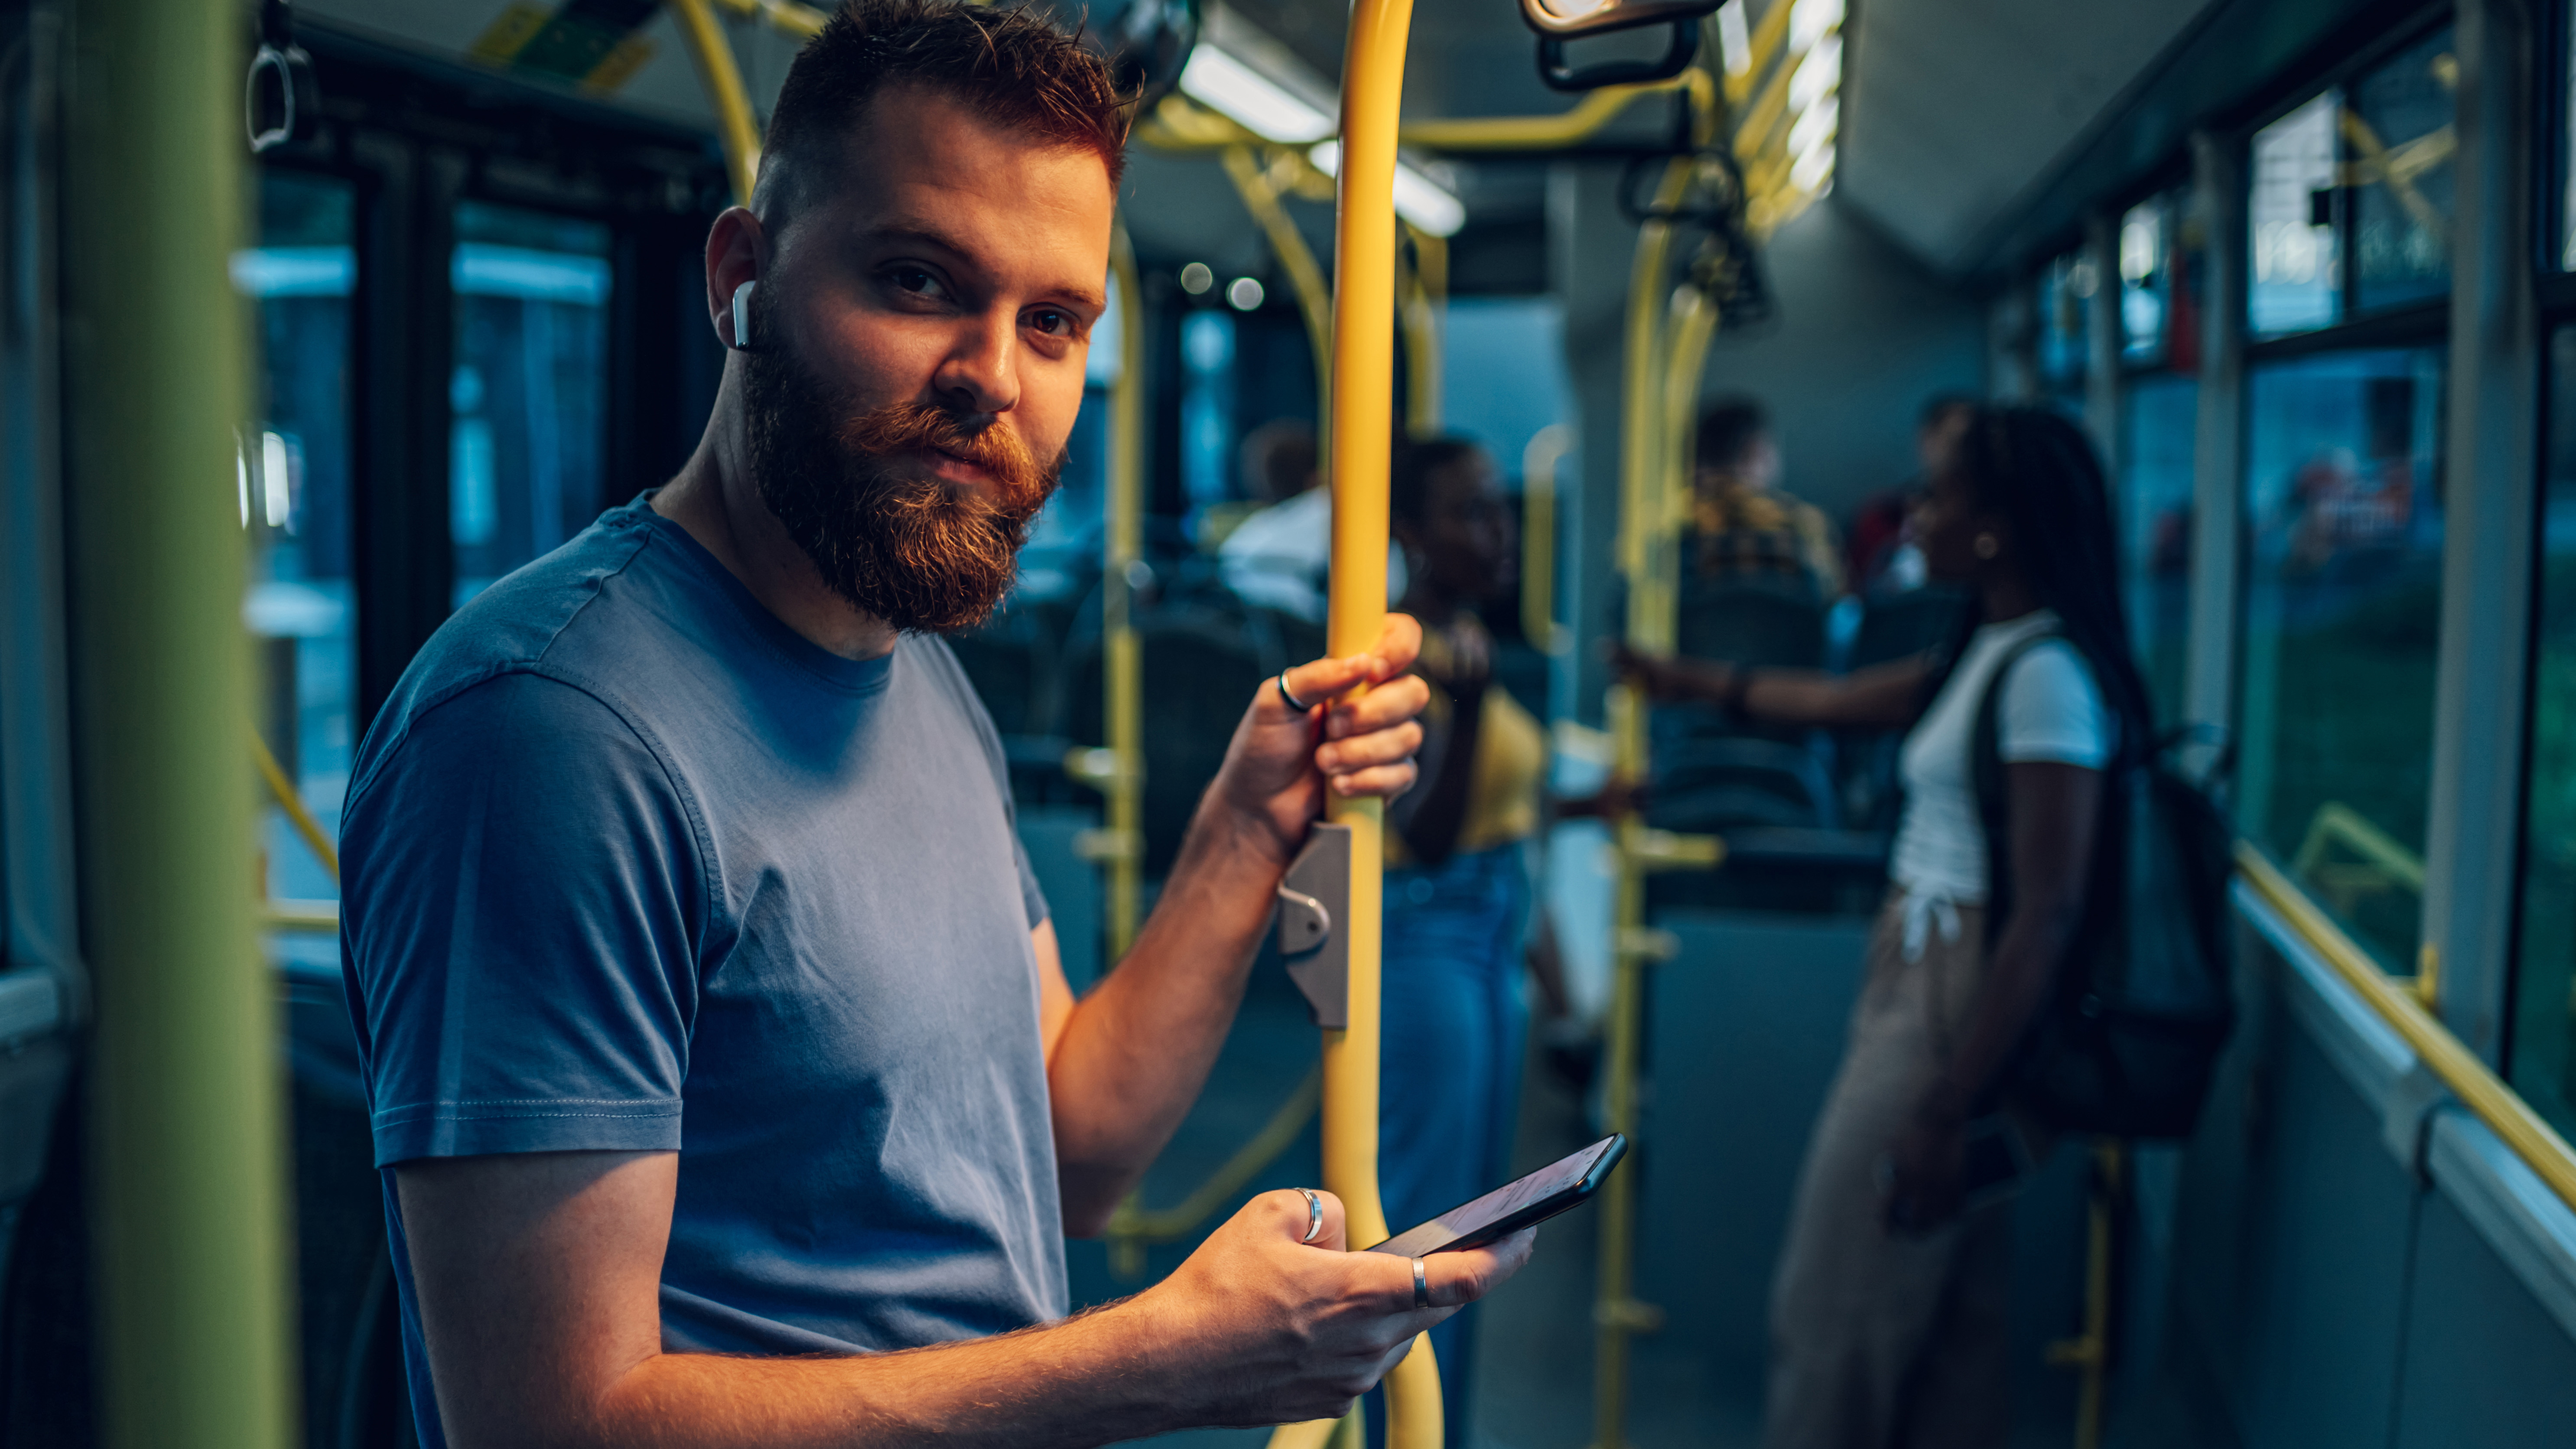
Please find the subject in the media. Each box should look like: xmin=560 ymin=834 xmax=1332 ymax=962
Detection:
xmin=63 ymin=1 xmax=296 ymax=1446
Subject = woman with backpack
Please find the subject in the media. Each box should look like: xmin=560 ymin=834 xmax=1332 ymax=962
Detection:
xmin=1620 ymin=405 xmax=2160 ymax=1448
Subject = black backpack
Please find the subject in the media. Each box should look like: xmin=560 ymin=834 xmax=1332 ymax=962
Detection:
xmin=1970 ymin=631 xmax=2236 ymax=1140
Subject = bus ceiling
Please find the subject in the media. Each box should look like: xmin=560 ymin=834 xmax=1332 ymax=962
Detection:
xmin=284 ymin=0 xmax=2251 ymax=284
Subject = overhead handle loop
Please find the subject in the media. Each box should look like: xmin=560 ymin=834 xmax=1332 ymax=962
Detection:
xmin=1535 ymin=20 xmax=1700 ymax=93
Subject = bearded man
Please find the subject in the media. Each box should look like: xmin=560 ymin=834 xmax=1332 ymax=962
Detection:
xmin=337 ymin=3 xmax=1529 ymax=1445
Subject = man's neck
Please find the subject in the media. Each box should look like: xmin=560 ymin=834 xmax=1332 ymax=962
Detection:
xmin=654 ymin=377 xmax=901 ymax=662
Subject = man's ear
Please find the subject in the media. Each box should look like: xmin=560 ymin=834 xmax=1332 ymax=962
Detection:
xmin=705 ymin=207 xmax=768 ymax=352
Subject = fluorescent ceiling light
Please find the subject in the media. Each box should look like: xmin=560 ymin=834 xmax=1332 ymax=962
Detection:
xmin=1788 ymin=0 xmax=1844 ymax=54
xmin=1790 ymin=140 xmax=1835 ymax=195
xmin=1786 ymin=94 xmax=1837 ymax=161
xmin=1179 ymin=46 xmax=1333 ymax=143
xmin=1307 ymin=140 xmax=1467 ymax=238
xmin=1788 ymin=32 xmax=1841 ymax=115
xmin=1715 ymin=0 xmax=1750 ymax=76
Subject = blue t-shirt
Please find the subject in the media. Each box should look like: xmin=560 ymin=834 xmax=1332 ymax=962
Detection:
xmin=339 ymin=495 xmax=1064 ymax=1447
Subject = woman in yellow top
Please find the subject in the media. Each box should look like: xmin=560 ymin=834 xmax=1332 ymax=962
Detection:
xmin=1378 ymin=437 xmax=1549 ymax=1446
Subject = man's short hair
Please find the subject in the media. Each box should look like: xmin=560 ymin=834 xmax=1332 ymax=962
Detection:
xmin=754 ymin=0 xmax=1131 ymax=229
xmin=1695 ymin=396 xmax=1770 ymax=472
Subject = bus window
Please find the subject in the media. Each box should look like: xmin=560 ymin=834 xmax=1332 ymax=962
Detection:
xmin=2248 ymin=26 xmax=2456 ymax=338
xmin=2249 ymin=93 xmax=2342 ymax=336
xmin=450 ymin=202 xmax=613 ymax=607
xmin=231 ymin=171 xmax=356 ymax=912
xmin=2515 ymin=327 xmax=2576 ymax=1141
xmin=2118 ymin=374 xmax=2195 ymax=726
xmin=2118 ymin=195 xmax=2173 ymax=367
xmin=2345 ymin=25 xmax=2455 ymax=314
xmin=2236 ymin=348 xmax=2446 ymax=969
xmin=2036 ymin=249 xmax=2092 ymax=417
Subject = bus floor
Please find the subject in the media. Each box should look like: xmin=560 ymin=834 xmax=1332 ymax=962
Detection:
xmin=1068 ymin=909 xmax=2134 ymax=1449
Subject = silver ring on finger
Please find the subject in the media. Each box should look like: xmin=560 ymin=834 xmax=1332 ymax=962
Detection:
xmin=1412 ymin=1256 xmax=1430 ymax=1309
xmin=1298 ymin=1187 xmax=1325 ymax=1244
xmin=1278 ymin=672 xmax=1315 ymax=713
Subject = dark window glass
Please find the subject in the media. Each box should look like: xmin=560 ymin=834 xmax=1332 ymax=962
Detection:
xmin=2512 ymin=326 xmax=2576 ymax=1139
xmin=231 ymin=171 xmax=356 ymax=908
xmin=2118 ymin=374 xmax=2197 ymax=724
xmin=2564 ymin=0 xmax=2576 ymax=270
xmin=2237 ymin=348 xmax=2447 ymax=967
xmin=451 ymin=201 xmax=612 ymax=606
xmin=2347 ymin=25 xmax=2457 ymax=312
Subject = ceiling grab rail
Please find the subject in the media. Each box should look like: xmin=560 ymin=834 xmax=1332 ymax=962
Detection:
xmin=709 ymin=0 xmax=830 ymax=39
xmin=668 ymin=0 xmax=762 ymax=204
xmin=1216 ymin=142 xmax=1337 ymax=463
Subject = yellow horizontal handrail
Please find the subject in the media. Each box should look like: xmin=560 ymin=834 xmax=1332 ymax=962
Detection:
xmin=1398 ymin=72 xmax=1694 ymax=150
xmin=1105 ymin=1064 xmax=1322 ymax=1274
xmin=2292 ymin=801 xmax=2426 ymax=895
xmin=2236 ymin=843 xmax=2576 ymax=1214
xmin=263 ymin=899 xmax=339 ymax=933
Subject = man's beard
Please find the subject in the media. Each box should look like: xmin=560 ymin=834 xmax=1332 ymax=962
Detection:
xmin=742 ymin=333 xmax=1062 ymax=635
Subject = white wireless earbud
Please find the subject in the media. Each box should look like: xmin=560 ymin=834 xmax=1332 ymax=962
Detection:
xmin=730 ymin=279 xmax=757 ymax=352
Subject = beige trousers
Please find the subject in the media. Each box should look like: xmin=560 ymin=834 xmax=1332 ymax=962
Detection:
xmin=1762 ymin=893 xmax=2014 ymax=1449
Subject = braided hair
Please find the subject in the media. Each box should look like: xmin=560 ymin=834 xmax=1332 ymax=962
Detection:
xmin=1928 ymin=405 xmax=2157 ymax=760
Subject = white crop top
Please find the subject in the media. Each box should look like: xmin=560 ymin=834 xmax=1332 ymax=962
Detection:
xmin=1887 ymin=609 xmax=2112 ymax=911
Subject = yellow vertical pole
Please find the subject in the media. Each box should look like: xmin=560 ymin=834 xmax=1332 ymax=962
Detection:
xmin=1594 ymin=154 xmax=1693 ymax=1449
xmin=1399 ymin=223 xmax=1445 ymax=437
xmin=1104 ymin=226 xmax=1147 ymax=960
xmin=1520 ymin=425 xmax=1571 ymax=655
xmin=1264 ymin=0 xmax=1433 ymax=1444
xmin=64 ymin=0 xmax=293 ymax=1444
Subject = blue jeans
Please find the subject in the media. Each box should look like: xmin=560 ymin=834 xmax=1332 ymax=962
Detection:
xmin=1372 ymin=843 xmax=1531 ymax=1447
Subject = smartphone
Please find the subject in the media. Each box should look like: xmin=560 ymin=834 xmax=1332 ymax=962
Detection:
xmin=1365 ymin=1134 xmax=1628 ymax=1257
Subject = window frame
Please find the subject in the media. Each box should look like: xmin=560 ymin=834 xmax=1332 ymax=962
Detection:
xmin=257 ymin=25 xmax=729 ymax=734
xmin=2235 ymin=6 xmax=2465 ymax=344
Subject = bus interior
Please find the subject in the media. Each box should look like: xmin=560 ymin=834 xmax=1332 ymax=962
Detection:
xmin=4 ymin=0 xmax=2576 ymax=1446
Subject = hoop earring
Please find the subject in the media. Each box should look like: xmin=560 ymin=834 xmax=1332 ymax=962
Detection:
xmin=1973 ymin=533 xmax=2000 ymax=560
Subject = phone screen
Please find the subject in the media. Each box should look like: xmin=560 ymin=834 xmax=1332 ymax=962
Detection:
xmin=1368 ymin=1134 xmax=1625 ymax=1257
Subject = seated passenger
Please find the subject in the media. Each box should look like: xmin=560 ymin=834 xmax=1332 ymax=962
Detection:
xmin=1689 ymin=395 xmax=1845 ymax=599
xmin=1378 ymin=437 xmax=1551 ymax=1446
xmin=1620 ymin=406 xmax=2152 ymax=1448
xmin=1219 ymin=420 xmax=1409 ymax=622
xmin=338 ymin=6 xmax=1530 ymax=1445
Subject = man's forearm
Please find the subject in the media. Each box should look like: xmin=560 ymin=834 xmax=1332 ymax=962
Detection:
xmin=1045 ymin=795 xmax=1289 ymax=1226
xmin=566 ymin=1304 xmax=1177 ymax=1449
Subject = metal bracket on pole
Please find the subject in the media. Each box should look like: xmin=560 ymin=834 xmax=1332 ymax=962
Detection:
xmin=1277 ymin=823 xmax=1352 ymax=1029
